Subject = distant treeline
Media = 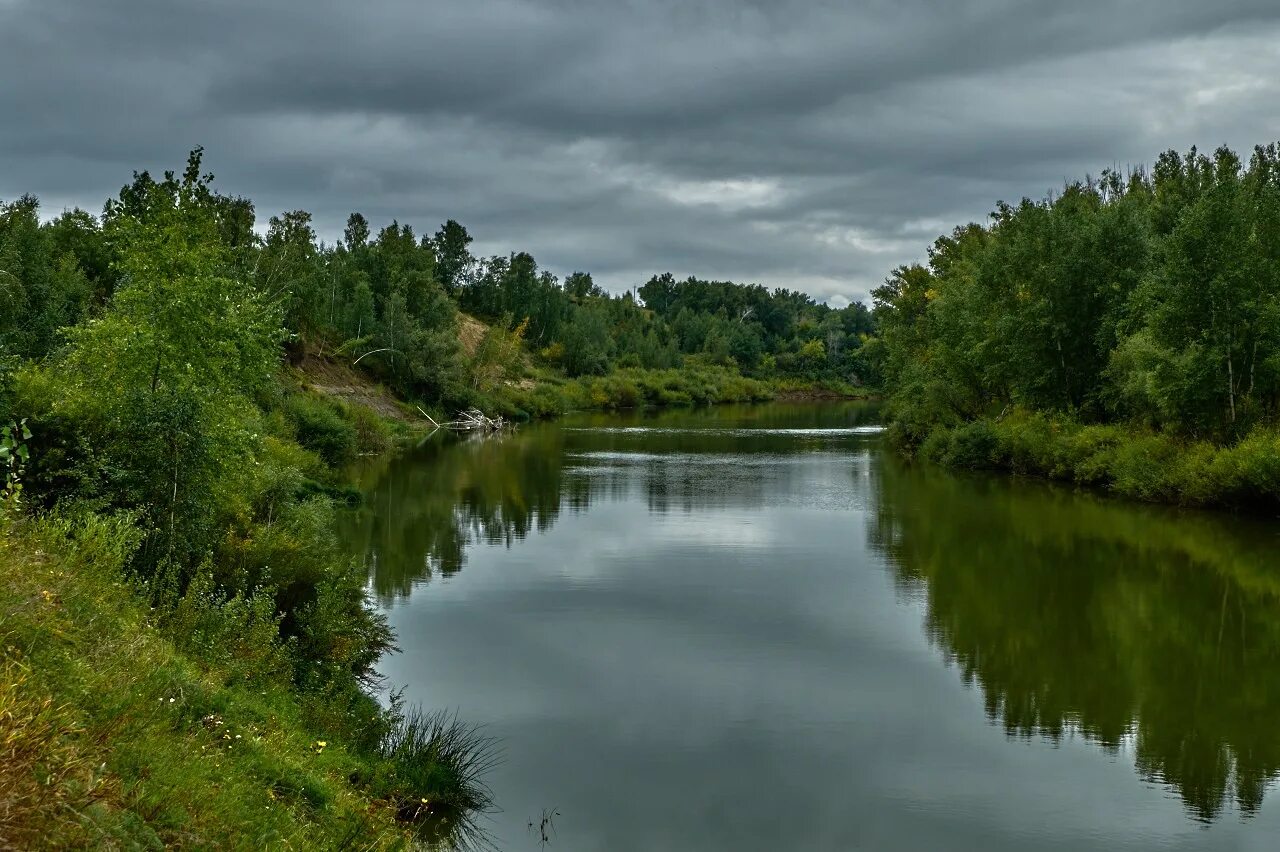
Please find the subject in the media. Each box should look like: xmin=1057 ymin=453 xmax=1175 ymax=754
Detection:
xmin=1 ymin=149 xmax=878 ymax=421
xmin=874 ymin=144 xmax=1280 ymax=507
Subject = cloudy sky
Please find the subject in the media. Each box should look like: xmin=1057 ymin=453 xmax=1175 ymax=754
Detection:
xmin=3 ymin=1 xmax=1280 ymax=305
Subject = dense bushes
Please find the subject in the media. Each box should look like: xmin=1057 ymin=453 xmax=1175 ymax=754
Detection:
xmin=284 ymin=393 xmax=359 ymax=466
xmin=503 ymin=364 xmax=774 ymax=418
xmin=918 ymin=410 xmax=1280 ymax=508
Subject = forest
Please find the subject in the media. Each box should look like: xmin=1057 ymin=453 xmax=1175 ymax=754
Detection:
xmin=874 ymin=143 xmax=1280 ymax=507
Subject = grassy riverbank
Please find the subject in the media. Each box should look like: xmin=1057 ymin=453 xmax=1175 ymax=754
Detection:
xmin=497 ymin=364 xmax=871 ymax=419
xmin=294 ymin=345 xmax=871 ymax=427
xmin=0 ymin=430 xmax=496 ymax=850
xmin=904 ymin=409 xmax=1280 ymax=509
xmin=0 ymin=515 xmax=418 ymax=849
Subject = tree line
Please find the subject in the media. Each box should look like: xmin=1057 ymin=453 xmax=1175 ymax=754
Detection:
xmin=2 ymin=149 xmax=880 ymax=423
xmin=873 ymin=143 xmax=1280 ymax=506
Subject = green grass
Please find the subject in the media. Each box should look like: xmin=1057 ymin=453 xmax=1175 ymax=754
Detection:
xmin=0 ymin=514 xmax=417 ymax=850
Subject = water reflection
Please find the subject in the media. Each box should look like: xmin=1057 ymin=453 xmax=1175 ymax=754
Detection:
xmin=346 ymin=402 xmax=1280 ymax=841
xmin=869 ymin=458 xmax=1280 ymax=821
xmin=343 ymin=429 xmax=566 ymax=600
xmin=344 ymin=403 xmax=881 ymax=602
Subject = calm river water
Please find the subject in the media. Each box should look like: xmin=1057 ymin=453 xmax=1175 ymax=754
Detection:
xmin=343 ymin=402 xmax=1280 ymax=851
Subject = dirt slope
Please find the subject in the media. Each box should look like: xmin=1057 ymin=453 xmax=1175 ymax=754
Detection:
xmin=293 ymin=353 xmax=416 ymax=422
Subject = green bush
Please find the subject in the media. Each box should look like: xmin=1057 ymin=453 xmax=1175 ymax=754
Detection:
xmin=944 ymin=420 xmax=1000 ymax=469
xmin=164 ymin=567 xmax=293 ymax=686
xmin=903 ymin=408 xmax=1280 ymax=509
xmin=285 ymin=394 xmax=358 ymax=466
xmin=341 ymin=401 xmax=392 ymax=455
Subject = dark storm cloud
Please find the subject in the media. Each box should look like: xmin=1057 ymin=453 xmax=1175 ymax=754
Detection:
xmin=4 ymin=0 xmax=1280 ymax=303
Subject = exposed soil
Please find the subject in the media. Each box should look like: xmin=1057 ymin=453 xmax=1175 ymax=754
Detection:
xmin=294 ymin=353 xmax=417 ymax=422
xmin=458 ymin=313 xmax=488 ymax=357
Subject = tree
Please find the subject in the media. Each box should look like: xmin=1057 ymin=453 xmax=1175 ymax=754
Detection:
xmin=0 ymin=195 xmax=93 ymax=360
xmin=59 ymin=151 xmax=284 ymax=574
xmin=432 ymin=219 xmax=474 ymax=295
xmin=560 ymin=305 xmax=613 ymax=376
xmin=565 ymin=271 xmax=603 ymax=301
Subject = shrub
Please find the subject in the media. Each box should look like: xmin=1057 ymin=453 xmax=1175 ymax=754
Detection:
xmin=991 ymin=411 xmax=1057 ymax=476
xmin=905 ymin=408 xmax=1280 ymax=510
xmin=366 ymin=706 xmax=500 ymax=844
xmin=945 ymin=420 xmax=1000 ymax=469
xmin=1102 ymin=435 xmax=1168 ymax=500
xmin=285 ymin=394 xmax=357 ymax=466
xmin=341 ymin=401 xmax=392 ymax=455
xmin=164 ymin=567 xmax=293 ymax=686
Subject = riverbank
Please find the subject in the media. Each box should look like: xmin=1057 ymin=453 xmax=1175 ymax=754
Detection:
xmin=0 ymin=515 xmax=416 ymax=849
xmin=898 ymin=409 xmax=1280 ymax=510
xmin=502 ymin=371 xmax=874 ymax=419
xmin=296 ymin=350 xmax=873 ymax=427
xmin=2 ymin=368 xmax=494 ymax=848
xmin=1 ymin=509 xmax=500 ymax=850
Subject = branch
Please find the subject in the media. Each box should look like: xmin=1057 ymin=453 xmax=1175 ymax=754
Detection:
xmin=353 ymin=347 xmax=401 ymax=365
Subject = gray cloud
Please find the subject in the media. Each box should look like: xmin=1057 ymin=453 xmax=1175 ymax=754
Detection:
xmin=4 ymin=0 xmax=1280 ymax=304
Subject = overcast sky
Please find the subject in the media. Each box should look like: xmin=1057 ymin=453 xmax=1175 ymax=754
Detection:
xmin=4 ymin=1 xmax=1280 ymax=305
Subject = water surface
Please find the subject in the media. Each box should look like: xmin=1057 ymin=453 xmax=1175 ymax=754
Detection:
xmin=344 ymin=403 xmax=1280 ymax=851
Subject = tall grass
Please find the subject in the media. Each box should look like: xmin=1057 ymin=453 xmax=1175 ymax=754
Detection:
xmin=369 ymin=706 xmax=501 ymax=849
xmin=0 ymin=512 xmax=502 ymax=850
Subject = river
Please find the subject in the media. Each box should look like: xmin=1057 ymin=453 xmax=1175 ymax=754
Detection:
xmin=343 ymin=402 xmax=1280 ymax=851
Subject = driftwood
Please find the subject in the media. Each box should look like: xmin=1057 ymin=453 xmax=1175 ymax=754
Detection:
xmin=415 ymin=405 xmax=441 ymax=428
xmin=413 ymin=406 xmax=511 ymax=437
xmin=442 ymin=408 xmax=510 ymax=432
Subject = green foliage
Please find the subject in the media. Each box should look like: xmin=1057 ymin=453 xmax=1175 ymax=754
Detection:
xmin=920 ymin=409 xmax=1280 ymax=508
xmin=0 ymin=515 xmax=418 ymax=850
xmin=285 ymin=393 xmax=358 ymax=466
xmin=0 ymin=195 xmax=94 ymax=360
xmin=164 ymin=566 xmax=294 ymax=686
xmin=560 ymin=303 xmax=613 ymax=377
xmin=1 ymin=417 xmax=30 ymax=518
xmin=877 ymin=142 xmax=1280 ymax=506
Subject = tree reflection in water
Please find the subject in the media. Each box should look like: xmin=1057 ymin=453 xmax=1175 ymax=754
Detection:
xmin=868 ymin=458 xmax=1280 ymax=822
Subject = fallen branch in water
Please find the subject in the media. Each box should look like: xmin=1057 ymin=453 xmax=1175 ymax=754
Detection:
xmin=442 ymin=408 xmax=510 ymax=432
